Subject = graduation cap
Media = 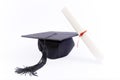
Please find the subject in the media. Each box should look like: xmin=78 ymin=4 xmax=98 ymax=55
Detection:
xmin=15 ymin=31 xmax=78 ymax=76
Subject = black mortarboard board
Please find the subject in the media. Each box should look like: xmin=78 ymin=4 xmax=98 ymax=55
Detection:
xmin=15 ymin=31 xmax=78 ymax=76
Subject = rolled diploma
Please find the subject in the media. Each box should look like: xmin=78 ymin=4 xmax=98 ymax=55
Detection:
xmin=62 ymin=7 xmax=103 ymax=60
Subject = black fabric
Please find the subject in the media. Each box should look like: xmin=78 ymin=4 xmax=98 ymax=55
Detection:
xmin=15 ymin=40 xmax=47 ymax=76
xmin=15 ymin=31 xmax=78 ymax=76
xmin=22 ymin=31 xmax=78 ymax=41
xmin=40 ymin=38 xmax=74 ymax=59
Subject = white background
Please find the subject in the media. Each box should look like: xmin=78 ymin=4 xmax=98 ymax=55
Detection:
xmin=0 ymin=0 xmax=120 ymax=80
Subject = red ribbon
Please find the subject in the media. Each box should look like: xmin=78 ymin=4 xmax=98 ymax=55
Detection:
xmin=79 ymin=30 xmax=87 ymax=37
xmin=77 ymin=30 xmax=87 ymax=47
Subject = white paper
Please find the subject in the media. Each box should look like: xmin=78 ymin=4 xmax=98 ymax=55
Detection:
xmin=62 ymin=6 xmax=103 ymax=60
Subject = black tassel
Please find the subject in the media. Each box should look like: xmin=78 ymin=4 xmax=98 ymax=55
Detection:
xmin=15 ymin=40 xmax=48 ymax=76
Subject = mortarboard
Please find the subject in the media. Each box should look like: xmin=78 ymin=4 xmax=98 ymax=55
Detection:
xmin=15 ymin=31 xmax=78 ymax=76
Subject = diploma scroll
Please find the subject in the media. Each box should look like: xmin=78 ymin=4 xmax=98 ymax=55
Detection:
xmin=62 ymin=7 xmax=103 ymax=60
